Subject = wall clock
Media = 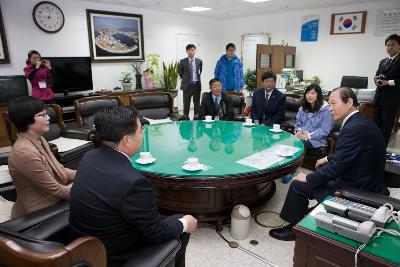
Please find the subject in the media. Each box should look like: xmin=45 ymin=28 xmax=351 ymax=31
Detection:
xmin=32 ymin=1 xmax=64 ymax=33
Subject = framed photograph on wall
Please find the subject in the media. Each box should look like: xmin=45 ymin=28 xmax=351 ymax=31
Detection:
xmin=0 ymin=5 xmax=10 ymax=64
xmin=86 ymin=9 xmax=144 ymax=62
xmin=330 ymin=11 xmax=367 ymax=35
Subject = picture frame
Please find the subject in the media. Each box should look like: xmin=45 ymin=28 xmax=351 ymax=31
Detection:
xmin=330 ymin=11 xmax=367 ymax=35
xmin=0 ymin=5 xmax=10 ymax=64
xmin=86 ymin=9 xmax=144 ymax=62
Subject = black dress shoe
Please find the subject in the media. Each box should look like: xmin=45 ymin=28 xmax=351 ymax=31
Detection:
xmin=269 ymin=224 xmax=296 ymax=241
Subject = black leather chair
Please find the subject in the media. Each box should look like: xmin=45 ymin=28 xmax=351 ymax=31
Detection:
xmin=129 ymin=91 xmax=184 ymax=121
xmin=282 ymin=95 xmax=301 ymax=132
xmin=340 ymin=76 xmax=368 ymax=89
xmin=3 ymin=104 xmax=95 ymax=170
xmin=74 ymin=95 xmax=122 ymax=132
xmin=226 ymin=91 xmax=246 ymax=122
xmin=0 ymin=202 xmax=181 ymax=267
xmin=0 ymin=152 xmax=8 ymax=165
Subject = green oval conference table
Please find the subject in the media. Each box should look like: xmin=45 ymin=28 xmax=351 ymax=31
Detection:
xmin=131 ymin=120 xmax=304 ymax=227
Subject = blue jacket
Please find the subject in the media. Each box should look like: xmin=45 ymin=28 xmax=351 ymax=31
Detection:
xmin=294 ymin=101 xmax=334 ymax=148
xmin=214 ymin=54 xmax=244 ymax=91
xmin=306 ymin=112 xmax=389 ymax=196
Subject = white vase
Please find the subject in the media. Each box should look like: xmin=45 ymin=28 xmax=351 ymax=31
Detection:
xmin=121 ymin=82 xmax=132 ymax=91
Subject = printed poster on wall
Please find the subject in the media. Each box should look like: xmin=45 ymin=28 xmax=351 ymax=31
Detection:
xmin=301 ymin=15 xmax=319 ymax=42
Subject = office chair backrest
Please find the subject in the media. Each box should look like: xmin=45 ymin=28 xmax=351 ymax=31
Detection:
xmin=129 ymin=92 xmax=173 ymax=119
xmin=340 ymin=76 xmax=368 ymax=89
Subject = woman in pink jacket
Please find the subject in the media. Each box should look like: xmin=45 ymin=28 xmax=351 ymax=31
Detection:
xmin=23 ymin=50 xmax=55 ymax=102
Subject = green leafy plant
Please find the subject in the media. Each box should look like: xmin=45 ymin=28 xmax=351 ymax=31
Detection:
xmin=243 ymin=68 xmax=257 ymax=96
xmin=160 ymin=61 xmax=179 ymax=91
xmin=120 ymin=71 xmax=133 ymax=83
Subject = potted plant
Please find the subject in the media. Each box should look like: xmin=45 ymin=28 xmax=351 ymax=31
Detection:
xmin=120 ymin=71 xmax=133 ymax=91
xmin=243 ymin=68 xmax=256 ymax=106
xmin=131 ymin=62 xmax=143 ymax=89
xmin=160 ymin=61 xmax=179 ymax=96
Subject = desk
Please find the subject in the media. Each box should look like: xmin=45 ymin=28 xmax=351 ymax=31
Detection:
xmin=294 ymin=203 xmax=400 ymax=267
xmin=132 ymin=121 xmax=304 ymax=226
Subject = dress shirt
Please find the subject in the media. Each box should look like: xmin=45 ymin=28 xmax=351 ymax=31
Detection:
xmin=212 ymin=93 xmax=222 ymax=105
xmin=189 ymin=57 xmax=198 ymax=82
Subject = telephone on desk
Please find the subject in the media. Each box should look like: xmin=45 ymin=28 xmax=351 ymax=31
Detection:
xmin=314 ymin=197 xmax=399 ymax=243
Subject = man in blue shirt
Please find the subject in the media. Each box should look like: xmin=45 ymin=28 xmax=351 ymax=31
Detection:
xmin=214 ymin=43 xmax=244 ymax=92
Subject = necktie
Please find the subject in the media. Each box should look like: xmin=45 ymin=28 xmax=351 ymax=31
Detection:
xmin=189 ymin=59 xmax=194 ymax=83
xmin=265 ymin=93 xmax=270 ymax=105
xmin=384 ymin=58 xmax=392 ymax=72
xmin=214 ymin=98 xmax=219 ymax=114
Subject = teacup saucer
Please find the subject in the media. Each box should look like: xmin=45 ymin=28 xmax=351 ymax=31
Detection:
xmin=182 ymin=164 xmax=203 ymax=171
xmin=276 ymin=151 xmax=294 ymax=157
xmin=203 ymin=120 xmax=214 ymax=123
xmin=135 ymin=158 xmax=157 ymax=165
xmin=269 ymin=128 xmax=283 ymax=133
xmin=243 ymin=122 xmax=254 ymax=127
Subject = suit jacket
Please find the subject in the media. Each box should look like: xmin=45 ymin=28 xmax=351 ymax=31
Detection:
xmin=69 ymin=147 xmax=184 ymax=266
xmin=307 ymin=112 xmax=389 ymax=195
xmin=251 ymin=88 xmax=286 ymax=126
xmin=374 ymin=54 xmax=400 ymax=106
xmin=179 ymin=57 xmax=202 ymax=90
xmin=8 ymin=132 xmax=75 ymax=218
xmin=198 ymin=91 xmax=234 ymax=121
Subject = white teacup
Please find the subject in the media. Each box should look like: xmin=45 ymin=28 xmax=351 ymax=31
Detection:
xmin=140 ymin=152 xmax=153 ymax=161
xmin=273 ymin=124 xmax=281 ymax=131
xmin=205 ymin=115 xmax=212 ymax=121
xmin=245 ymin=118 xmax=252 ymax=124
xmin=185 ymin=157 xmax=200 ymax=167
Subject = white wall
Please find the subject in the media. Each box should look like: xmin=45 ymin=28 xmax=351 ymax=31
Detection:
xmin=220 ymin=0 xmax=400 ymax=91
xmin=0 ymin=0 xmax=221 ymax=109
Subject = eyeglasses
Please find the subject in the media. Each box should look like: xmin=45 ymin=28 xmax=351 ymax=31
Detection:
xmin=35 ymin=111 xmax=48 ymax=118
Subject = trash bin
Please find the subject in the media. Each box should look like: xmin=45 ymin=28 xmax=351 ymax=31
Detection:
xmin=230 ymin=204 xmax=251 ymax=240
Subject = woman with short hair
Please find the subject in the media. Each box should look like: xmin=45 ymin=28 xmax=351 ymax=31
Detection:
xmin=8 ymin=96 xmax=74 ymax=218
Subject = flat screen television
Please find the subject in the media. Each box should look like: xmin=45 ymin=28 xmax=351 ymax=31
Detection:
xmin=0 ymin=75 xmax=28 ymax=103
xmin=46 ymin=57 xmax=93 ymax=95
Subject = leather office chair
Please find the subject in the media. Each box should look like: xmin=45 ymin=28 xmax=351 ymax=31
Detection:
xmin=340 ymin=76 xmax=368 ymax=89
xmin=74 ymin=95 xmax=122 ymax=132
xmin=0 ymin=152 xmax=8 ymax=165
xmin=226 ymin=91 xmax=246 ymax=122
xmin=281 ymin=95 xmax=301 ymax=132
xmin=129 ymin=91 xmax=184 ymax=121
xmin=2 ymin=104 xmax=95 ymax=170
xmin=0 ymin=202 xmax=181 ymax=267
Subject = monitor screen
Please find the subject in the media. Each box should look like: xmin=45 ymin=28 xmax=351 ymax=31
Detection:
xmin=0 ymin=75 xmax=28 ymax=103
xmin=46 ymin=57 xmax=93 ymax=93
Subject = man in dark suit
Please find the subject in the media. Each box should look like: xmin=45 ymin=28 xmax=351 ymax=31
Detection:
xmin=198 ymin=78 xmax=234 ymax=121
xmin=373 ymin=33 xmax=400 ymax=146
xmin=179 ymin=44 xmax=203 ymax=119
xmin=251 ymin=71 xmax=286 ymax=126
xmin=270 ymin=87 xmax=389 ymax=241
xmin=69 ymin=106 xmax=198 ymax=267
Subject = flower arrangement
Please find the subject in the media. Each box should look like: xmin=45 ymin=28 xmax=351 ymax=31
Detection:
xmin=146 ymin=54 xmax=160 ymax=83
xmin=131 ymin=62 xmax=143 ymax=75
xmin=120 ymin=71 xmax=133 ymax=83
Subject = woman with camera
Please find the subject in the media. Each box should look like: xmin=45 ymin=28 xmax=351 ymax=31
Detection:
xmin=373 ymin=34 xmax=400 ymax=147
xmin=23 ymin=50 xmax=55 ymax=103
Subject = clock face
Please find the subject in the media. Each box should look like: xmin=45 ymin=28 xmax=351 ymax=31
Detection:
xmin=33 ymin=1 xmax=64 ymax=33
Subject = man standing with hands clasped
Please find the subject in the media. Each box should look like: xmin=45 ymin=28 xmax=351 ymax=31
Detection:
xmin=69 ymin=106 xmax=198 ymax=267
xmin=179 ymin=44 xmax=203 ymax=120
xmin=269 ymin=87 xmax=389 ymax=241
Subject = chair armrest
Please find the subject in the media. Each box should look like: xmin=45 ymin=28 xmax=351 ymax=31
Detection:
xmin=140 ymin=117 xmax=150 ymax=126
xmin=122 ymin=238 xmax=181 ymax=267
xmin=233 ymin=115 xmax=246 ymax=122
xmin=0 ymin=202 xmax=69 ymax=233
xmin=170 ymin=113 xmax=186 ymax=121
xmin=65 ymin=236 xmax=107 ymax=267
xmin=335 ymin=188 xmax=400 ymax=211
xmin=61 ymin=127 xmax=94 ymax=141
xmin=0 ymin=184 xmax=16 ymax=202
